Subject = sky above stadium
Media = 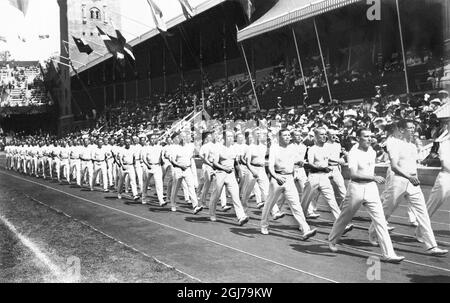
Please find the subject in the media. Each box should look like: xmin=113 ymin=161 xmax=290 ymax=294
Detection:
xmin=0 ymin=0 xmax=210 ymax=61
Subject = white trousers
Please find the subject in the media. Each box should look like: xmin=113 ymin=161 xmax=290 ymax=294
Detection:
xmin=241 ymin=166 xmax=269 ymax=209
xmin=134 ymin=163 xmax=144 ymax=193
xmin=209 ymin=170 xmax=246 ymax=220
xmin=92 ymin=161 xmax=108 ymax=190
xmin=377 ymin=175 xmax=437 ymax=250
xmin=59 ymin=159 xmax=70 ymax=182
xmin=142 ymin=164 xmax=165 ymax=204
xmin=171 ymin=167 xmax=199 ymax=209
xmin=80 ymin=160 xmax=93 ymax=187
xmin=69 ymin=159 xmax=81 ymax=185
xmin=329 ymin=182 xmax=398 ymax=258
xmin=301 ymin=173 xmax=341 ymax=220
xmin=261 ymin=175 xmax=311 ymax=232
xmin=200 ymin=164 xmax=226 ymax=207
xmin=117 ymin=164 xmax=138 ymax=197
xmin=329 ymin=165 xmax=347 ymax=206
xmin=426 ymin=171 xmax=450 ymax=218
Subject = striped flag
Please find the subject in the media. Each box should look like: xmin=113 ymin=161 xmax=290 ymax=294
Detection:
xmin=147 ymin=0 xmax=167 ymax=32
xmin=178 ymin=0 xmax=194 ymax=19
xmin=97 ymin=26 xmax=125 ymax=60
xmin=113 ymin=29 xmax=135 ymax=62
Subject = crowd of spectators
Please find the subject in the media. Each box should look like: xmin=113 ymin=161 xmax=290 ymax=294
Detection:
xmin=0 ymin=63 xmax=53 ymax=109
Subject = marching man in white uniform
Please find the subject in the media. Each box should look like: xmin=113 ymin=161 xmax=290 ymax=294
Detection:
xmin=260 ymin=129 xmax=317 ymax=239
xmin=199 ymin=131 xmax=229 ymax=210
xmin=91 ymin=138 xmax=109 ymax=192
xmin=69 ymin=139 xmax=82 ymax=186
xmin=59 ymin=140 xmax=71 ymax=183
xmin=117 ymin=138 xmax=139 ymax=201
xmin=141 ymin=133 xmax=167 ymax=206
xmin=324 ymin=129 xmax=347 ymax=207
xmin=426 ymin=122 xmax=450 ymax=218
xmin=301 ymin=127 xmax=342 ymax=221
xmin=168 ymin=132 xmax=203 ymax=214
xmin=373 ymin=119 xmax=447 ymax=256
xmin=328 ymin=128 xmax=405 ymax=263
xmin=208 ymin=130 xmax=249 ymax=225
xmin=79 ymin=138 xmax=94 ymax=189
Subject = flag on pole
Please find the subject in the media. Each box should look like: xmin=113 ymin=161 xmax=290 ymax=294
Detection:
xmin=97 ymin=26 xmax=125 ymax=61
xmin=178 ymin=0 xmax=194 ymax=19
xmin=113 ymin=29 xmax=135 ymax=62
xmin=147 ymin=0 xmax=167 ymax=32
xmin=38 ymin=34 xmax=50 ymax=40
xmin=72 ymin=36 xmax=93 ymax=55
xmin=234 ymin=0 xmax=255 ymax=21
xmin=0 ymin=36 xmax=6 ymax=43
xmin=8 ymin=0 xmax=29 ymax=16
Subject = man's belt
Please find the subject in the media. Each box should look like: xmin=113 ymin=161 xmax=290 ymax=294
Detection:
xmin=350 ymin=179 xmax=373 ymax=184
xmin=81 ymin=158 xmax=91 ymax=161
xmin=61 ymin=157 xmax=69 ymax=160
xmin=93 ymin=159 xmax=104 ymax=162
xmin=275 ymin=170 xmax=294 ymax=176
xmin=251 ymin=163 xmax=265 ymax=167
xmin=70 ymin=157 xmax=79 ymax=160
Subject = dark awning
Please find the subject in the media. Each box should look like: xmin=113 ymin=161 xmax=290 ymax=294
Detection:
xmin=237 ymin=0 xmax=362 ymax=42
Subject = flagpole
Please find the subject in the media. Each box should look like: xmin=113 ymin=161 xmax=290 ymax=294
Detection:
xmin=313 ymin=18 xmax=332 ymax=103
xmin=67 ymin=59 xmax=97 ymax=110
xmin=291 ymin=27 xmax=308 ymax=98
xmin=199 ymin=30 xmax=205 ymax=110
xmin=236 ymin=26 xmax=260 ymax=111
xmin=395 ymin=0 xmax=410 ymax=94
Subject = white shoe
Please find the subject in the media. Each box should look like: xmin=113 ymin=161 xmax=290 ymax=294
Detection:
xmin=273 ymin=212 xmax=285 ymax=220
xmin=159 ymin=201 xmax=168 ymax=207
xmin=409 ymin=221 xmax=419 ymax=227
xmin=427 ymin=247 xmax=448 ymax=256
xmin=171 ymin=207 xmax=177 ymax=212
xmin=301 ymin=228 xmax=317 ymax=241
xmin=387 ymin=225 xmax=395 ymax=232
xmin=261 ymin=227 xmax=269 ymax=235
xmin=117 ymin=194 xmax=122 ymax=200
xmin=210 ymin=216 xmax=217 ymax=222
xmin=239 ymin=216 xmax=249 ymax=226
xmin=222 ymin=205 xmax=232 ymax=212
xmin=306 ymin=213 xmax=320 ymax=219
xmin=193 ymin=206 xmax=203 ymax=215
xmin=329 ymin=242 xmax=338 ymax=253
xmin=342 ymin=224 xmax=354 ymax=236
xmin=256 ymin=202 xmax=265 ymax=209
xmin=382 ymin=255 xmax=405 ymax=264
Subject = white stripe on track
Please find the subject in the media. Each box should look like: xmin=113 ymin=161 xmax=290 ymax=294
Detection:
xmin=0 ymin=214 xmax=71 ymax=281
xmin=22 ymin=193 xmax=202 ymax=283
xmin=0 ymin=171 xmax=338 ymax=283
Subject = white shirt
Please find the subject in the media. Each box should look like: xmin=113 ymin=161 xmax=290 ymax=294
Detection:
xmin=80 ymin=146 xmax=93 ymax=160
xmin=348 ymin=145 xmax=376 ymax=177
xmin=120 ymin=147 xmax=135 ymax=165
xmin=308 ymin=144 xmax=330 ymax=168
xmin=171 ymin=144 xmax=194 ymax=167
xmin=60 ymin=147 xmax=70 ymax=159
xmin=142 ymin=145 xmax=162 ymax=165
xmin=389 ymin=139 xmax=418 ymax=175
xmin=91 ymin=146 xmax=108 ymax=161
xmin=324 ymin=142 xmax=341 ymax=162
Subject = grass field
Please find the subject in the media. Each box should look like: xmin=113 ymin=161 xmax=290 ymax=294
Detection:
xmin=0 ymin=186 xmax=194 ymax=283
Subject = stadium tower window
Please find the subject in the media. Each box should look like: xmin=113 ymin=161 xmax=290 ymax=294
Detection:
xmin=90 ymin=7 xmax=101 ymax=20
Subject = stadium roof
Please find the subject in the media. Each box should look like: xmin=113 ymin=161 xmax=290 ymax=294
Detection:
xmin=73 ymin=0 xmax=226 ymax=76
xmin=237 ymin=0 xmax=362 ymax=42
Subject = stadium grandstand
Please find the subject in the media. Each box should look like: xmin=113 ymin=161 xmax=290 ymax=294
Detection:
xmin=0 ymin=61 xmax=55 ymax=134
xmin=65 ymin=0 xmax=446 ymax=129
